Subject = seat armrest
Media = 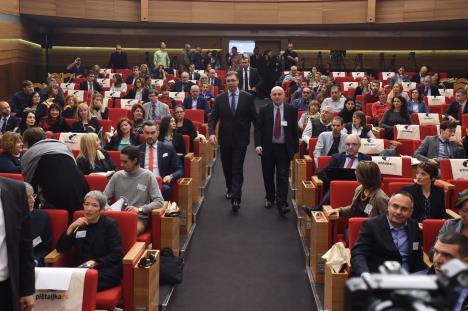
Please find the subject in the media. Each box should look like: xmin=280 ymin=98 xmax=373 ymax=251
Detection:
xmin=311 ymin=176 xmax=323 ymax=187
xmin=122 ymin=242 xmax=146 ymax=265
xmin=304 ymin=155 xmax=313 ymax=162
xmin=152 ymin=201 xmax=169 ymax=216
xmin=345 ymin=248 xmax=351 ymax=268
xmin=434 ymin=179 xmax=455 ymax=190
xmin=323 ymin=205 xmax=339 ymax=220
xmin=44 ymin=249 xmax=63 ymax=264
xmin=423 ymin=252 xmax=432 ymax=268
xmin=446 ymin=209 xmax=460 ymax=219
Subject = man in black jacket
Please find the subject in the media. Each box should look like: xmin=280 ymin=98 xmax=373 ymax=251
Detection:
xmin=107 ymin=44 xmax=128 ymax=69
xmin=0 ymin=177 xmax=35 ymax=311
xmin=209 ymin=71 xmax=257 ymax=212
xmin=237 ymin=58 xmax=261 ymax=95
xmin=255 ymin=86 xmax=298 ymax=215
xmin=0 ymin=101 xmax=19 ymax=133
xmin=351 ymin=191 xmax=426 ymax=276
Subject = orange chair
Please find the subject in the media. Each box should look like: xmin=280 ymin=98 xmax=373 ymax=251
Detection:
xmin=0 ymin=173 xmax=24 ymax=181
xmin=46 ymin=210 xmax=145 ymax=311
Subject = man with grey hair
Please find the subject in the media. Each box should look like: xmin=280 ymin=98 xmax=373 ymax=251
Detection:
xmin=182 ymin=85 xmax=209 ymax=111
xmin=173 ymin=72 xmax=194 ymax=92
xmin=301 ymin=106 xmax=334 ymax=147
xmin=418 ymin=75 xmax=440 ymax=97
xmin=321 ymin=85 xmax=346 ymax=112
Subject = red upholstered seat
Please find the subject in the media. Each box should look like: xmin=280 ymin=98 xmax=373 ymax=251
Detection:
xmin=386 ymin=181 xmax=414 ymax=196
xmin=348 ymin=217 xmax=367 ymax=249
xmin=85 ymin=175 xmax=108 ymax=192
xmin=108 ymin=108 xmax=131 ymax=128
xmin=382 ymin=177 xmax=414 ymax=194
xmin=184 ymin=109 xmax=205 ymax=123
xmin=95 ymin=287 xmax=122 ymax=311
xmin=42 ymin=209 xmax=69 ymax=250
xmin=422 ymin=219 xmax=445 ymax=254
xmin=0 ymin=173 xmax=24 ymax=181
xmin=82 ymin=269 xmax=98 ymax=311
xmin=108 ymin=151 xmax=122 ymax=170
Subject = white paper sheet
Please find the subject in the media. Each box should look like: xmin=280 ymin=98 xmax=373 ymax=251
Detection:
xmin=36 ymin=267 xmax=75 ymax=290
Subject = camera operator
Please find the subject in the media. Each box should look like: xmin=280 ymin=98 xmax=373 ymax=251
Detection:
xmin=351 ymin=191 xmax=426 ymax=276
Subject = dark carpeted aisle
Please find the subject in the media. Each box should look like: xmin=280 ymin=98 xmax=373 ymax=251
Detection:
xmin=168 ymin=99 xmax=317 ymax=311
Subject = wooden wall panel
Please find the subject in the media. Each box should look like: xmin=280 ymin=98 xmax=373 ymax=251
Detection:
xmin=0 ymin=0 xmax=19 ymax=16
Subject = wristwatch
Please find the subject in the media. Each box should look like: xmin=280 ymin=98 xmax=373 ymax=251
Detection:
xmin=138 ymin=207 xmax=143 ymax=213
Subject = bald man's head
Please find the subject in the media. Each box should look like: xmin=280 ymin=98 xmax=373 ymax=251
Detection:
xmin=271 ymin=86 xmax=285 ymax=105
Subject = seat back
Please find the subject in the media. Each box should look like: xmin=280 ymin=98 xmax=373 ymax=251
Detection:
xmin=0 ymin=173 xmax=24 ymax=181
xmin=379 ymin=157 xmax=413 ymax=178
xmin=382 ymin=177 xmax=414 ymax=194
xmin=82 ymin=269 xmax=98 ymax=311
xmin=447 ymin=179 xmax=468 ymax=209
xmin=182 ymin=135 xmax=190 ymax=154
xmin=439 ymin=159 xmax=453 ymax=180
xmin=42 ymin=209 xmax=69 ymax=249
xmin=317 ymin=155 xmax=332 ymax=173
xmin=184 ymin=109 xmax=205 ymax=123
xmin=422 ymin=219 xmax=445 ymax=254
xmin=84 ymin=175 xmax=108 ymax=192
xmin=108 ymin=108 xmax=131 ymax=128
xmin=386 ymin=181 xmax=414 ymax=196
xmin=107 ymin=151 xmax=122 ymax=170
xmin=330 ymin=181 xmax=360 ymax=208
xmin=396 ymin=139 xmax=421 ymax=156
xmin=348 ymin=217 xmax=367 ymax=249
xmin=307 ymin=138 xmax=319 ymax=158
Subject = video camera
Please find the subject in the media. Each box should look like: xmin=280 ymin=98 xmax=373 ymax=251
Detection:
xmin=345 ymin=260 xmax=468 ymax=311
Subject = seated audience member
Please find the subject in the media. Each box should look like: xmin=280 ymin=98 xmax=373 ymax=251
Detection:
xmin=0 ymin=101 xmax=19 ymax=133
xmin=312 ymin=134 xmax=372 ymax=211
xmin=406 ymin=88 xmax=429 ymax=114
xmin=302 ymin=106 xmax=334 ymax=147
xmin=282 ymin=65 xmax=298 ymax=83
xmin=126 ymin=66 xmax=142 ymax=85
xmin=62 ymin=95 xmax=79 ymax=119
xmin=353 ymin=76 xmax=370 ymax=100
xmin=0 ymin=132 xmax=23 ymax=173
xmin=77 ymin=133 xmax=116 ymax=175
xmin=143 ymin=89 xmax=170 ymax=122
xmin=104 ymin=145 xmax=164 ymax=234
xmin=321 ymin=85 xmax=346 ymax=113
xmin=38 ymin=103 xmax=71 ymax=133
xmin=66 ymin=57 xmax=87 ymax=77
xmin=72 ymin=103 xmax=102 ymax=134
xmin=91 ymin=64 xmax=104 ymax=78
xmin=292 ymin=87 xmax=314 ymax=111
xmin=28 ymin=91 xmax=42 ymax=113
xmin=138 ymin=121 xmax=183 ymax=200
xmin=387 ymin=82 xmax=410 ymax=104
xmin=363 ymin=80 xmax=381 ymax=106
xmin=25 ymin=182 xmax=51 ymax=267
xmin=208 ymin=69 xmax=223 ymax=90
xmin=411 ymin=65 xmax=429 ymax=84
xmin=89 ymin=92 xmax=109 ymax=121
xmin=430 ymin=232 xmax=468 ymax=277
xmin=198 ymin=75 xmax=209 ymax=88
xmin=414 ymin=120 xmax=466 ymax=162
xmin=343 ymin=111 xmax=375 ymax=139
xmin=11 ymin=80 xmax=34 ymax=114
xmin=79 ymin=71 xmax=103 ymax=94
xmin=339 ymin=98 xmax=357 ymax=124
xmin=351 ymin=191 xmax=426 ymax=276
xmin=200 ymin=83 xmax=215 ymax=106
xmin=39 ymin=78 xmax=65 ymax=106
xmin=309 ymin=72 xmax=321 ymax=90
xmin=107 ymin=44 xmax=127 ymax=69
xmin=159 ymin=116 xmax=187 ymax=156
xmin=298 ymin=100 xmax=320 ymax=129
xmin=125 ymin=78 xmax=149 ymax=102
xmin=435 ymin=191 xmax=468 ymax=240
xmin=445 ymin=88 xmax=467 ymax=122
xmin=402 ymin=161 xmax=445 ymax=222
xmin=174 ymin=105 xmax=198 ymax=152
xmin=16 ymin=109 xmax=37 ymax=135
xmin=21 ymin=128 xmax=89 ymax=215
xmin=371 ymin=88 xmax=390 ymax=126
xmin=418 ymin=75 xmax=440 ymax=97
xmin=153 ymin=65 xmax=167 ymax=80
xmin=325 ymin=161 xmax=388 ymax=217
xmin=313 ymin=116 xmax=347 ymax=167
xmin=109 ymin=73 xmax=127 ymax=93
xmin=140 ymin=64 xmax=150 ymax=77
xmin=105 ymin=118 xmax=141 ymax=151
xmin=158 ymin=85 xmax=176 ymax=109
xmin=187 ymin=63 xmax=200 ymax=81
xmin=131 ymin=103 xmax=145 ymax=134
xmin=183 ymin=85 xmax=210 ymax=111
xmin=173 ymin=72 xmax=194 ymax=92
xmin=390 ymin=66 xmax=410 ymax=86
xmin=379 ymin=96 xmax=411 ymax=139
xmin=57 ymin=190 xmax=122 ymax=291
xmin=35 ymin=91 xmax=61 ymax=122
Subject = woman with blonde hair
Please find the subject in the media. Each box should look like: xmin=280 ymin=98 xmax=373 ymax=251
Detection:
xmin=89 ymin=92 xmax=108 ymax=120
xmin=76 ymin=133 xmax=115 ymax=175
xmin=139 ymin=64 xmax=149 ymax=77
xmin=72 ymin=102 xmax=101 ymax=133
xmin=63 ymin=95 xmax=79 ymax=118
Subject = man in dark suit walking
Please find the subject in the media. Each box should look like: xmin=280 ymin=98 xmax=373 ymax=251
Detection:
xmin=351 ymin=191 xmax=426 ymax=276
xmin=237 ymin=58 xmax=261 ymax=95
xmin=209 ymin=71 xmax=257 ymax=212
xmin=255 ymin=86 xmax=298 ymax=215
xmin=0 ymin=177 xmax=35 ymax=311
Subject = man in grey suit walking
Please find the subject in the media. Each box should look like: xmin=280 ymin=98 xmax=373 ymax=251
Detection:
xmin=209 ymin=71 xmax=257 ymax=212
xmin=414 ymin=120 xmax=466 ymax=163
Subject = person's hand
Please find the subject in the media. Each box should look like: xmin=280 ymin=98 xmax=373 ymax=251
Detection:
xmin=447 ymin=115 xmax=456 ymax=121
xmin=18 ymin=295 xmax=34 ymax=311
xmin=125 ymin=206 xmax=139 ymax=214
xmin=328 ymin=209 xmax=339 ymax=217
xmin=45 ymin=98 xmax=54 ymax=105
xmin=163 ymin=175 xmax=173 ymax=184
xmin=251 ymin=86 xmax=256 ymax=92
xmin=67 ymin=217 xmax=88 ymax=235
xmin=429 ymin=158 xmax=438 ymax=165
xmin=255 ymin=146 xmax=263 ymax=156
xmin=209 ymin=135 xmax=217 ymax=145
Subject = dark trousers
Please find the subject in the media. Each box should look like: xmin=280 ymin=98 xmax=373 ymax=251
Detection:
xmin=220 ymin=144 xmax=248 ymax=202
xmin=161 ymin=184 xmax=172 ymax=201
xmin=261 ymin=143 xmax=290 ymax=206
xmin=0 ymin=279 xmax=13 ymax=311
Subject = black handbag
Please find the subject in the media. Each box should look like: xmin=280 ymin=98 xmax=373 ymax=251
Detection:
xmin=159 ymin=248 xmax=184 ymax=285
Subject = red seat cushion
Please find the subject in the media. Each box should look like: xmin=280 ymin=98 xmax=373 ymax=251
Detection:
xmin=137 ymin=232 xmax=151 ymax=245
xmin=96 ymin=286 xmax=122 ymax=310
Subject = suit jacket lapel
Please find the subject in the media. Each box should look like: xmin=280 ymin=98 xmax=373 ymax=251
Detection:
xmin=266 ymin=104 xmax=274 ymax=138
xmin=377 ymin=215 xmax=400 ymax=254
xmin=157 ymin=142 xmax=164 ymax=174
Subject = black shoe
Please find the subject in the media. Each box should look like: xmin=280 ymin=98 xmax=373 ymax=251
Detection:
xmin=232 ymin=200 xmax=240 ymax=212
xmin=278 ymin=204 xmax=291 ymax=216
xmin=265 ymin=200 xmax=274 ymax=209
xmin=225 ymin=191 xmax=232 ymax=200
